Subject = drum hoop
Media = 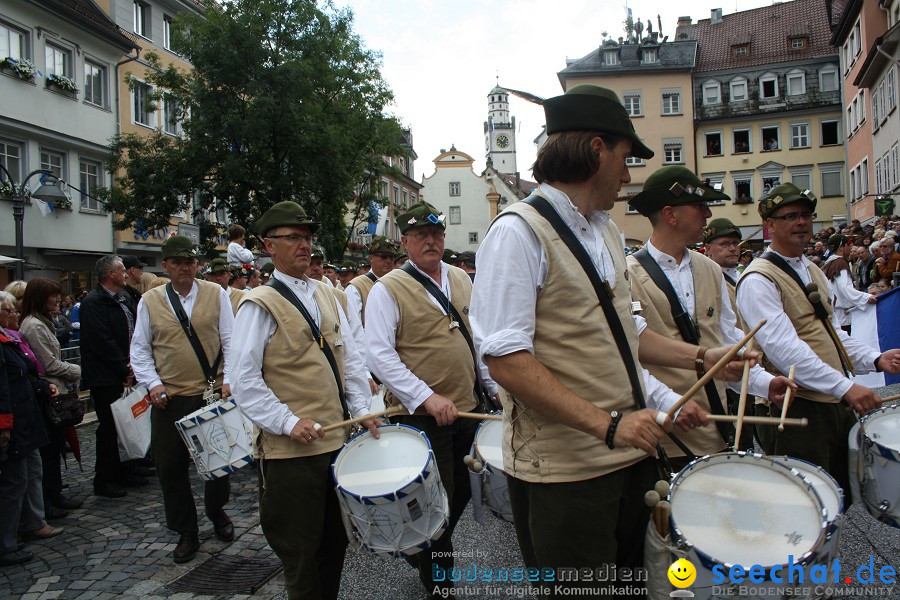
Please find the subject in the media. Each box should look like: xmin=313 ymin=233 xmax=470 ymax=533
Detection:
xmin=331 ymin=424 xmax=435 ymax=501
xmin=473 ymin=419 xmax=504 ymax=472
xmin=859 ymin=404 xmax=900 ymax=462
xmin=771 ymin=455 xmax=845 ymax=522
xmin=669 ymin=451 xmax=829 ymax=569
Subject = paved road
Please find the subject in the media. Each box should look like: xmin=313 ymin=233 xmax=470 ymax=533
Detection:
xmin=2 ymin=392 xmax=899 ymax=600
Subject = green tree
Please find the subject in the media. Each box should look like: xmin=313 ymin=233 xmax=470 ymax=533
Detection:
xmin=105 ymin=0 xmax=405 ymax=256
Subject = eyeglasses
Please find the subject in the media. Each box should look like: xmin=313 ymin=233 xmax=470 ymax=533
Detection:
xmin=407 ymin=230 xmax=446 ymax=242
xmin=770 ymin=211 xmax=817 ymax=223
xmin=266 ymin=234 xmax=314 ymax=245
xmin=712 ymin=240 xmax=741 ymax=248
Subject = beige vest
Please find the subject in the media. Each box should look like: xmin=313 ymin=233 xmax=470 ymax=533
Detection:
xmin=240 ymin=283 xmax=349 ymax=459
xmin=228 ymin=287 xmax=244 ymax=316
xmin=740 ymin=258 xmax=846 ymax=404
xmin=497 ymin=200 xmax=646 ymax=484
xmin=348 ymin=274 xmax=376 ymax=325
xmin=723 ymin=276 xmax=747 ymax=332
xmin=329 ymin=286 xmax=349 ymax=316
xmin=142 ymin=281 xmax=224 ymax=396
xmin=627 ymin=250 xmax=728 ymax=457
xmin=379 ymin=265 xmax=477 ymax=414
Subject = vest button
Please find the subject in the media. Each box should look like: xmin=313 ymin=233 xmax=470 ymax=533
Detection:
xmin=531 ymin=459 xmax=539 ymax=467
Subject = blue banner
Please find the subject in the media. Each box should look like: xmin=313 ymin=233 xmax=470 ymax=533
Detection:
xmin=876 ymin=286 xmax=900 ymax=385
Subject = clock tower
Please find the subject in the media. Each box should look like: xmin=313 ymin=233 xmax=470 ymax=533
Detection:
xmin=484 ymin=85 xmax=517 ymax=173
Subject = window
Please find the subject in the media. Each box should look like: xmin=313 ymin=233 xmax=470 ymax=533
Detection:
xmin=0 ymin=139 xmax=22 ymax=183
xmin=702 ymin=81 xmax=721 ymax=105
xmin=790 ymin=123 xmax=809 ymax=148
xmin=733 ymin=176 xmax=753 ymax=204
xmin=401 ymin=189 xmax=408 ymax=209
xmin=819 ymin=66 xmax=839 ymax=92
xmin=730 ymin=78 xmax=748 ymax=101
xmin=861 ymin=159 xmax=869 ymax=196
xmin=702 ymin=174 xmax=727 ymax=205
xmin=623 ymin=93 xmax=642 ymax=117
xmin=733 ymin=44 xmax=749 ymax=57
xmin=41 ymin=149 xmax=65 ymax=179
xmin=663 ymin=140 xmax=683 ymax=164
xmin=449 ymin=181 xmax=460 ymax=196
xmin=820 ymin=120 xmax=840 ymax=146
xmin=786 ymin=70 xmax=806 ymax=96
xmin=761 ymin=174 xmax=782 ymax=196
xmin=888 ymin=68 xmax=896 ymax=111
xmin=0 ymin=22 xmax=26 ymax=61
xmin=893 ymin=144 xmax=899 ymax=189
xmin=733 ymin=129 xmax=750 ymax=153
xmin=134 ymin=1 xmax=150 ymax=38
xmin=873 ymin=88 xmax=882 ymax=128
xmin=705 ymin=132 xmax=722 ymax=156
xmin=604 ymin=50 xmax=619 ymax=65
xmin=759 ymin=74 xmax=779 ymax=99
xmin=761 ymin=126 xmax=779 ymax=151
xmin=876 ymin=159 xmax=883 ymax=194
xmin=790 ymin=37 xmax=807 ymax=49
xmin=790 ymin=169 xmax=811 ymax=191
xmin=468 ymin=232 xmax=478 ymax=244
xmin=847 ymin=104 xmax=855 ymax=133
xmin=850 ymin=169 xmax=857 ymax=199
xmin=132 ymin=80 xmax=153 ymax=127
xmin=854 ymin=21 xmax=861 ymax=57
xmin=857 ymin=90 xmax=867 ymax=123
xmin=163 ymin=94 xmax=181 ymax=135
xmin=163 ymin=15 xmax=173 ymax=51
xmin=45 ymin=43 xmax=71 ymax=78
xmin=625 ymin=157 xmax=645 ymax=166
xmin=662 ymin=90 xmax=681 ymax=115
xmin=79 ymin=160 xmax=102 ymax=211
xmin=449 ymin=206 xmax=461 ymax=225
xmin=642 ymin=48 xmax=657 ymax=64
xmin=84 ymin=61 xmax=106 ymax=107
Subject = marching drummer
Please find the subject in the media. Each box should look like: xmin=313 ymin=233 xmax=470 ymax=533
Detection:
xmin=736 ymin=183 xmax=900 ymax=491
xmin=366 ymin=201 xmax=497 ymax=599
xmin=230 ymin=201 xmax=377 ymax=600
xmin=130 ymin=235 xmax=235 ymax=564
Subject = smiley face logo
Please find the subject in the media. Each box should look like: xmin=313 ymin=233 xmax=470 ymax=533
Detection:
xmin=667 ymin=558 xmax=696 ymax=588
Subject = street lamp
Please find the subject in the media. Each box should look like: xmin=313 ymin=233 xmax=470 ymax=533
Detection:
xmin=0 ymin=164 xmax=69 ymax=280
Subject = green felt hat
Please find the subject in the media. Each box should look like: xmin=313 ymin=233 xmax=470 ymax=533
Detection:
xmin=396 ymin=201 xmax=445 ymax=234
xmin=310 ymin=246 xmax=325 ymax=260
xmin=758 ymin=183 xmax=817 ymax=219
xmin=629 ymin=166 xmax=730 ymax=216
xmin=543 ymin=84 xmax=654 ymax=159
xmin=254 ymin=201 xmax=319 ymax=237
xmin=260 ymin=262 xmax=275 ymax=274
xmin=207 ymin=257 xmax=228 ymax=274
xmin=704 ymin=218 xmax=742 ymax=243
xmin=161 ymin=235 xmax=197 ymax=260
xmin=367 ymin=236 xmax=396 ymax=255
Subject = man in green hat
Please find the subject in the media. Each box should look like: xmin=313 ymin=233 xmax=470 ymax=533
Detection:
xmin=229 ymin=201 xmax=377 ymax=600
xmin=456 ymin=250 xmax=476 ymax=281
xmin=737 ymin=184 xmax=900 ymax=489
xmin=822 ymin=233 xmax=875 ymax=334
xmin=337 ymin=260 xmax=356 ymax=289
xmin=703 ymin=217 xmax=743 ymax=287
xmin=470 ymin=86 xmax=753 ymax=589
xmin=259 ymin=261 xmax=275 ymax=285
xmin=367 ymin=200 xmax=496 ymax=598
xmin=227 ymin=264 xmax=252 ymax=314
xmin=627 ymin=166 xmax=792 ymax=461
xmin=130 ymin=235 xmax=236 ymax=563
xmin=305 ymin=246 xmax=328 ymax=285
xmin=442 ymin=248 xmax=458 ymax=264
xmin=205 ymin=257 xmax=230 ymax=290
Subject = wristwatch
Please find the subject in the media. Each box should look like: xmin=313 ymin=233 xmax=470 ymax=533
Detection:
xmin=605 ymin=410 xmax=622 ymax=450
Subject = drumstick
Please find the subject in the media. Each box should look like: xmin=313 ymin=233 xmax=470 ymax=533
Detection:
xmin=705 ymin=414 xmax=808 ymax=427
xmin=657 ymin=500 xmax=671 ymax=538
xmin=667 ymin=320 xmax=766 ymax=419
xmin=733 ymin=339 xmax=754 ymax=451
xmin=879 ymin=394 xmax=900 ymax=404
xmin=458 ymin=412 xmax=503 ymax=421
xmin=320 ymin=406 xmax=406 ymax=433
xmin=778 ymin=365 xmax=797 ymax=431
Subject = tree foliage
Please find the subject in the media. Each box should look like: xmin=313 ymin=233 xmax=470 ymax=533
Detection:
xmin=106 ymin=0 xmax=406 ymax=257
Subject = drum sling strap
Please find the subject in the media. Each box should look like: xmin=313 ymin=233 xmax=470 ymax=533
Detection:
xmin=632 ymin=248 xmax=733 ymax=445
xmin=723 ymin=272 xmax=737 ymax=287
xmin=365 ymin=271 xmax=377 ymax=283
xmin=400 ymin=262 xmax=500 ymax=413
xmin=265 ymin=279 xmax=351 ymax=420
xmin=165 ymin=283 xmax=222 ymax=390
xmin=754 ymin=252 xmax=854 ymax=377
xmin=521 ymin=195 xmax=694 ymax=462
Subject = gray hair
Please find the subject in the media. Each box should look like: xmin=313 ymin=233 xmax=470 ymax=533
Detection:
xmin=0 ymin=290 xmax=15 ymax=307
xmin=96 ymin=255 xmax=123 ymax=283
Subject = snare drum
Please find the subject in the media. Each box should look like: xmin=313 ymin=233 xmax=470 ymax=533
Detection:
xmin=848 ymin=421 xmax=862 ymax=505
xmin=175 ymin=397 xmax=255 ymax=481
xmin=470 ymin=419 xmax=512 ymax=522
xmin=668 ymin=452 xmax=828 ymax=600
xmin=859 ymin=403 xmax=900 ymax=527
xmin=331 ymin=424 xmax=449 ymax=557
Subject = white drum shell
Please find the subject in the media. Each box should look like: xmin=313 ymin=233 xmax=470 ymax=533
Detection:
xmin=175 ymin=398 xmax=255 ymax=481
xmin=473 ymin=419 xmax=513 ymax=523
xmin=848 ymin=421 xmax=862 ymax=505
xmin=859 ymin=403 xmax=900 ymax=527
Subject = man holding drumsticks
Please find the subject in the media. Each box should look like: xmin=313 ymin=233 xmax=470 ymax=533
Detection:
xmin=737 ymin=183 xmax=900 ymax=492
xmin=230 ymin=201 xmax=376 ymax=600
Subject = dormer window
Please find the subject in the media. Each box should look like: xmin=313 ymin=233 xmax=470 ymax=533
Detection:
xmin=642 ymin=48 xmax=658 ymax=64
xmin=604 ymin=50 xmax=620 ymax=65
xmin=789 ymin=36 xmax=808 ymax=50
xmin=733 ymin=44 xmax=750 ymax=57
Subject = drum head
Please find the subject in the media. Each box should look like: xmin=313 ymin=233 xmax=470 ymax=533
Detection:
xmin=772 ymin=456 xmax=843 ymax=523
xmin=333 ymin=425 xmax=431 ymax=497
xmin=474 ymin=419 xmax=504 ymax=471
xmin=670 ymin=453 xmax=826 ymax=568
xmin=862 ymin=405 xmax=900 ymax=452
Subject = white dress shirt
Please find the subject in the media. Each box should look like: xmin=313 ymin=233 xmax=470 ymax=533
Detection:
xmin=230 ymin=270 xmax=371 ymax=437
xmin=470 ymin=183 xmax=682 ymax=414
xmin=346 ymin=276 xmax=374 ymax=379
xmin=644 ymin=241 xmax=774 ymax=398
xmin=723 ymin=267 xmax=741 ymax=285
xmin=366 ymin=260 xmax=497 ymax=414
xmin=227 ymin=242 xmax=254 ymax=265
xmin=737 ymin=250 xmax=880 ymax=400
xmin=131 ymin=281 xmax=233 ymax=392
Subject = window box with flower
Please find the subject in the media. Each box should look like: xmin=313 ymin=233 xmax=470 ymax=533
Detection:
xmin=46 ymin=73 xmax=78 ymax=95
xmin=1 ymin=57 xmax=39 ymax=82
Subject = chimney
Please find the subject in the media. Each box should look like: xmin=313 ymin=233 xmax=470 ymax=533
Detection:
xmin=677 ymin=16 xmax=692 ymax=28
xmin=710 ymin=8 xmax=723 ymax=24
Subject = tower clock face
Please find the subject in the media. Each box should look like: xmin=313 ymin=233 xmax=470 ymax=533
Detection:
xmin=495 ymin=134 xmax=510 ymax=149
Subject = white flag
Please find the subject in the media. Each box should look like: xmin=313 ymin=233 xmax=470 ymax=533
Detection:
xmin=34 ymin=199 xmax=53 ymax=217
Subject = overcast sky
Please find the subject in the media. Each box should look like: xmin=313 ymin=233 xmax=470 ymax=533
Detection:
xmin=339 ymin=0 xmax=779 ymax=180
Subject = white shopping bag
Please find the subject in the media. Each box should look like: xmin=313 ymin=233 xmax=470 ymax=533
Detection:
xmin=111 ymin=386 xmax=152 ymax=461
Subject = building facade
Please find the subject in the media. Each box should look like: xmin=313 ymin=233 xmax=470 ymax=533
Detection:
xmin=0 ymin=0 xmax=137 ymax=289
xmin=484 ymin=85 xmax=517 ymax=174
